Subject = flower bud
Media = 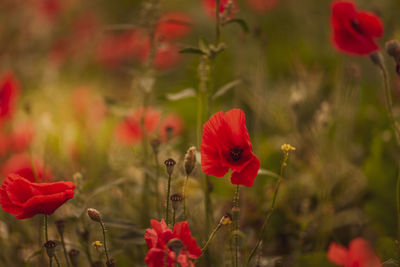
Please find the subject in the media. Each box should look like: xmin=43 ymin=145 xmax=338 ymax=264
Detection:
xmin=170 ymin=193 xmax=183 ymax=211
xmin=167 ymin=238 xmax=184 ymax=255
xmin=106 ymin=258 xmax=116 ymax=267
xmin=150 ymin=139 xmax=161 ymax=154
xmin=220 ymin=213 xmax=233 ymax=225
xmin=370 ymin=51 xmax=384 ymax=66
xmin=44 ymin=240 xmax=57 ymax=258
xmin=164 ymin=158 xmax=176 ymax=176
xmin=184 ymin=146 xmax=196 ymax=176
xmin=386 ymin=40 xmax=400 ymax=59
xmin=87 ymin=208 xmax=102 ymax=223
xmin=55 ymin=220 xmax=65 ymax=235
xmin=68 ymin=249 xmax=80 ymax=267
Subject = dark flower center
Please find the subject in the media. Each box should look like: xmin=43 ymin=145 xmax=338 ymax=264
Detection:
xmin=230 ymin=147 xmax=243 ymax=162
xmin=350 ymin=19 xmax=363 ymax=34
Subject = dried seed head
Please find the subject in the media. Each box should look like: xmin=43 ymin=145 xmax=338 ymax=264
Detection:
xmin=184 ymin=146 xmax=196 ymax=176
xmin=370 ymin=51 xmax=384 ymax=66
xmin=150 ymin=139 xmax=161 ymax=154
xmin=386 ymin=40 xmax=400 ymax=59
xmin=68 ymin=249 xmax=80 ymax=267
xmin=167 ymin=238 xmax=184 ymax=255
xmin=220 ymin=213 xmax=233 ymax=225
xmin=170 ymin=193 xmax=183 ymax=210
xmin=106 ymin=258 xmax=116 ymax=267
xmin=55 ymin=220 xmax=65 ymax=235
xmin=164 ymin=158 xmax=176 ymax=176
xmin=87 ymin=208 xmax=102 ymax=223
xmin=78 ymin=229 xmax=89 ymax=242
xmin=44 ymin=240 xmax=57 ymax=258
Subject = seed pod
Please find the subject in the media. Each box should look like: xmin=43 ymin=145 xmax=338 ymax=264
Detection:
xmin=370 ymin=51 xmax=384 ymax=66
xmin=150 ymin=139 xmax=161 ymax=154
xmin=386 ymin=40 xmax=400 ymax=59
xmin=167 ymin=238 xmax=184 ymax=255
xmin=184 ymin=146 xmax=196 ymax=176
xmin=92 ymin=261 xmax=103 ymax=267
xmin=68 ymin=249 xmax=80 ymax=267
xmin=106 ymin=258 xmax=116 ymax=267
xmin=55 ymin=220 xmax=65 ymax=235
xmin=164 ymin=158 xmax=176 ymax=176
xmin=170 ymin=193 xmax=183 ymax=211
xmin=44 ymin=240 xmax=57 ymax=258
xmin=87 ymin=208 xmax=102 ymax=223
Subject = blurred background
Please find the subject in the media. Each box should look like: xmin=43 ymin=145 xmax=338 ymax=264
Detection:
xmin=1 ymin=0 xmax=400 ymax=266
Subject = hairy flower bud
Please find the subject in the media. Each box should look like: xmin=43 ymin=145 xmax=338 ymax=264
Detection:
xmin=184 ymin=146 xmax=196 ymax=176
xmin=170 ymin=193 xmax=183 ymax=210
xmin=386 ymin=40 xmax=400 ymax=59
xmin=369 ymin=51 xmax=384 ymax=66
xmin=164 ymin=158 xmax=176 ymax=176
xmin=87 ymin=208 xmax=102 ymax=223
xmin=44 ymin=240 xmax=57 ymax=258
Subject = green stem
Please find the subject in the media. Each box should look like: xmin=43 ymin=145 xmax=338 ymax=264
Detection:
xmin=246 ymin=154 xmax=288 ymax=267
xmin=49 ymin=257 xmax=53 ymax=267
xmin=166 ymin=174 xmax=172 ymax=225
xmin=44 ymin=215 xmax=48 ymax=242
xmin=54 ymin=255 xmax=60 ymax=267
xmin=172 ymin=208 xmax=176 ymax=226
xmin=154 ymin=150 xmax=161 ymax=217
xmin=233 ymin=185 xmax=240 ymax=267
xmin=202 ymin=223 xmax=222 ymax=253
xmin=60 ymin=233 xmax=71 ymax=267
xmin=215 ymin=0 xmax=221 ymax=44
xmin=100 ymin=221 xmax=110 ymax=263
xmin=397 ymin=171 xmax=400 ymax=261
xmin=183 ymin=175 xmax=189 ymax=220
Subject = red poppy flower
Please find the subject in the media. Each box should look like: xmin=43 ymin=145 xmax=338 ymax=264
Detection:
xmin=202 ymin=0 xmax=238 ymax=20
xmin=0 ymin=173 xmax=75 ymax=219
xmin=2 ymin=153 xmax=53 ymax=182
xmin=115 ymin=107 xmax=161 ymax=145
xmin=0 ymin=72 xmax=20 ymax=126
xmin=155 ymin=12 xmax=193 ymax=41
xmin=327 ymin=238 xmax=381 ymax=267
xmin=159 ymin=114 xmax=184 ymax=142
xmin=201 ymin=109 xmax=260 ymax=187
xmin=246 ymin=0 xmax=277 ymax=14
xmin=153 ymin=42 xmax=182 ymax=70
xmin=144 ymin=219 xmax=201 ymax=267
xmin=331 ymin=1 xmax=383 ymax=55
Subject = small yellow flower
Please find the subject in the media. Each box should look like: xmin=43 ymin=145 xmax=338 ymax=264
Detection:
xmin=220 ymin=213 xmax=233 ymax=225
xmin=92 ymin=241 xmax=103 ymax=248
xmin=281 ymin=144 xmax=296 ymax=155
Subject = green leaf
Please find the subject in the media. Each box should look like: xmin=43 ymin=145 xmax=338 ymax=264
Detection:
xmin=179 ymin=48 xmax=206 ymax=55
xmin=224 ymin=18 xmax=249 ymax=33
xmin=212 ymin=80 xmax=241 ymax=100
xmin=166 ymin=88 xmax=196 ymax=101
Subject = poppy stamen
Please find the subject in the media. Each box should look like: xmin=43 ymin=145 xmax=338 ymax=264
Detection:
xmin=350 ymin=19 xmax=363 ymax=34
xmin=230 ymin=147 xmax=243 ymax=162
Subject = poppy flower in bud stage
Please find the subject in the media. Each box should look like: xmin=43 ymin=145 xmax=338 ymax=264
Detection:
xmin=327 ymin=238 xmax=381 ymax=267
xmin=155 ymin=12 xmax=192 ymax=41
xmin=2 ymin=153 xmax=53 ymax=182
xmin=144 ymin=219 xmax=201 ymax=267
xmin=159 ymin=114 xmax=184 ymax=142
xmin=0 ymin=72 xmax=20 ymax=127
xmin=201 ymin=109 xmax=260 ymax=187
xmin=202 ymin=0 xmax=238 ymax=20
xmin=331 ymin=1 xmax=383 ymax=56
xmin=246 ymin=0 xmax=277 ymax=14
xmin=115 ymin=107 xmax=161 ymax=145
xmin=0 ymin=173 xmax=75 ymax=219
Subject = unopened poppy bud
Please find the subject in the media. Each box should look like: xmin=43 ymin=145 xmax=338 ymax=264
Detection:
xmin=170 ymin=193 xmax=183 ymax=210
xmin=55 ymin=220 xmax=65 ymax=235
xmin=184 ymin=146 xmax=196 ymax=176
xmin=44 ymin=240 xmax=57 ymax=258
xmin=68 ymin=249 xmax=80 ymax=267
xmin=106 ymin=258 xmax=116 ymax=267
xmin=167 ymin=238 xmax=184 ymax=255
xmin=87 ymin=208 xmax=102 ymax=223
xmin=370 ymin=51 xmax=384 ymax=66
xmin=220 ymin=213 xmax=233 ymax=225
xmin=164 ymin=158 xmax=176 ymax=176
xmin=386 ymin=40 xmax=400 ymax=59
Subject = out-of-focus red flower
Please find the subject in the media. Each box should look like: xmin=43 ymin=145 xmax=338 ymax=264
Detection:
xmin=115 ymin=107 xmax=161 ymax=145
xmin=49 ymin=38 xmax=71 ymax=64
xmin=97 ymin=29 xmax=151 ymax=68
xmin=154 ymin=42 xmax=182 ymax=70
xmin=2 ymin=153 xmax=53 ymax=182
xmin=155 ymin=12 xmax=193 ymax=41
xmin=72 ymin=11 xmax=99 ymax=40
xmin=0 ymin=72 xmax=20 ymax=127
xmin=327 ymin=238 xmax=381 ymax=267
xmin=71 ymin=87 xmax=107 ymax=126
xmin=159 ymin=114 xmax=184 ymax=142
xmin=0 ymin=173 xmax=74 ymax=219
xmin=331 ymin=1 xmax=383 ymax=56
xmin=246 ymin=0 xmax=277 ymax=14
xmin=202 ymin=0 xmax=238 ymax=19
xmin=201 ymin=109 xmax=260 ymax=187
xmin=9 ymin=121 xmax=35 ymax=152
xmin=0 ymin=132 xmax=9 ymax=158
xmin=145 ymin=219 xmax=201 ymax=267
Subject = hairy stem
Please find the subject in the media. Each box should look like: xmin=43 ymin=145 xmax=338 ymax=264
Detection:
xmin=166 ymin=174 xmax=172 ymax=225
xmin=233 ymin=185 xmax=240 ymax=267
xmin=100 ymin=221 xmax=110 ymax=263
xmin=60 ymin=232 xmax=70 ymax=267
xmin=183 ymin=175 xmax=189 ymax=220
